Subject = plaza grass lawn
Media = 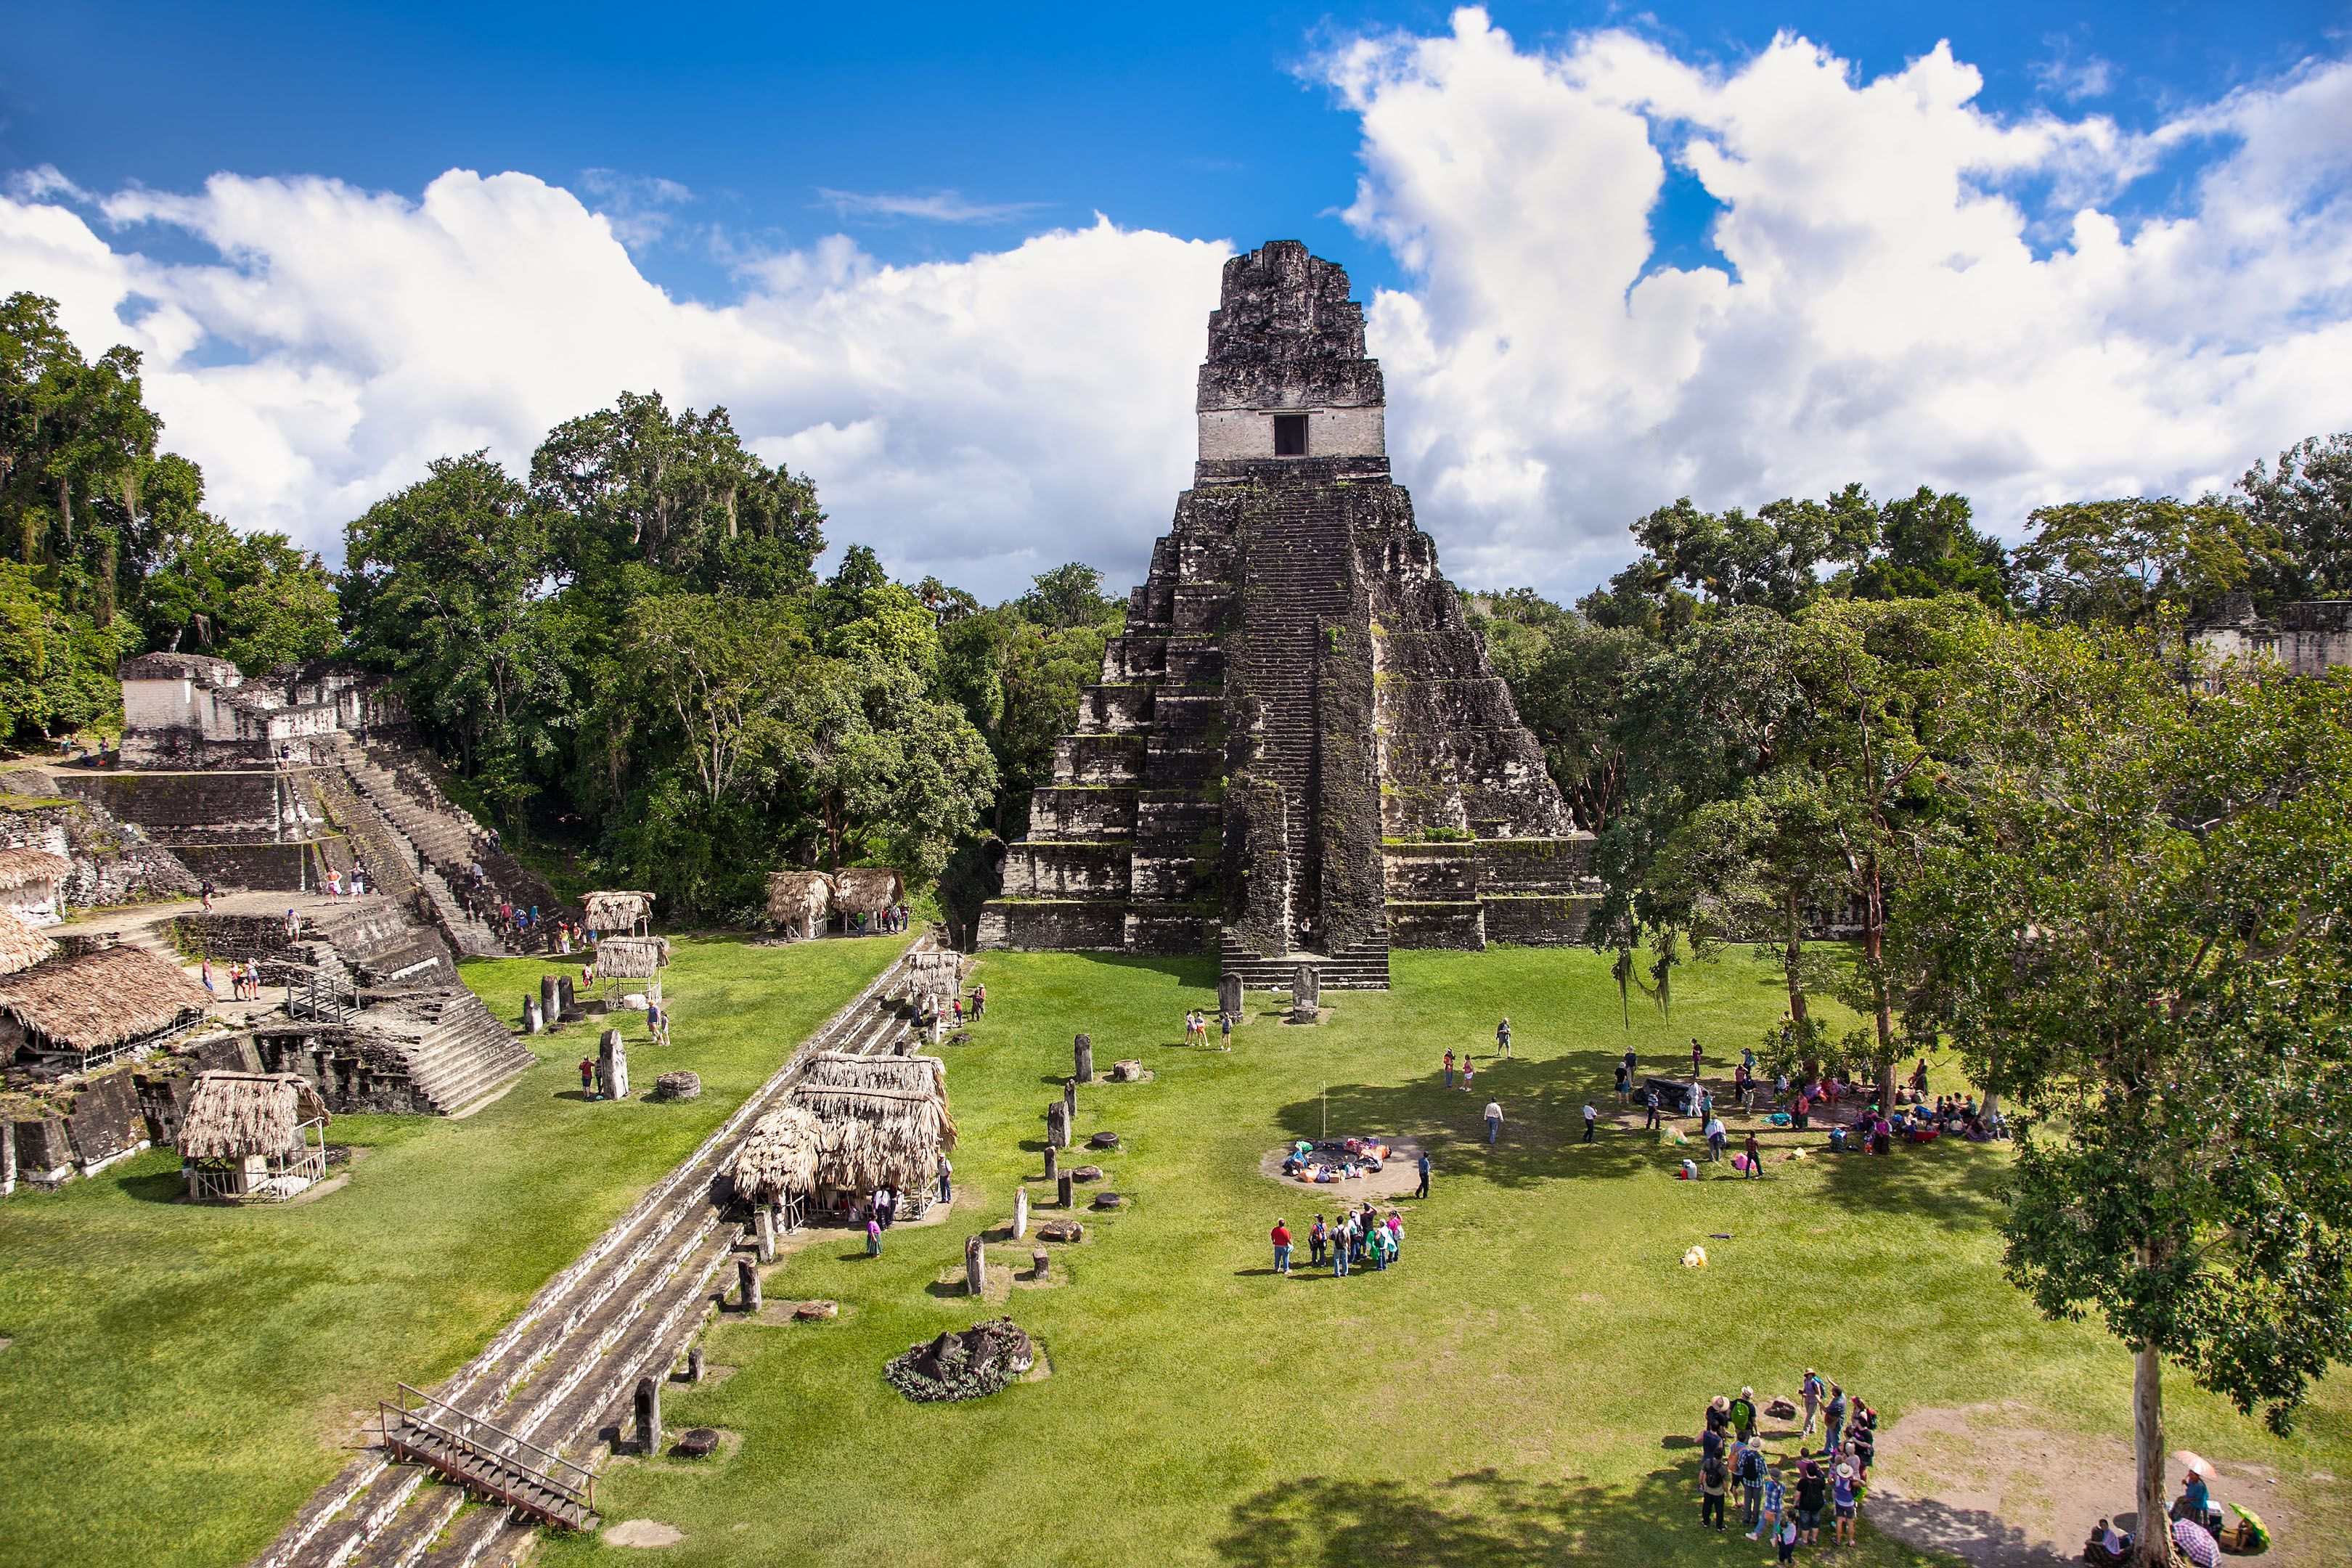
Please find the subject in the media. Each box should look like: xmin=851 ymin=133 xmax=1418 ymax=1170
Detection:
xmin=541 ymin=947 xmax=2352 ymax=1568
xmin=0 ymin=933 xmax=905 ymax=1568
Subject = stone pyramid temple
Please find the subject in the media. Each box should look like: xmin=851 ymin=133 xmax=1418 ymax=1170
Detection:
xmin=976 ymin=241 xmax=1598 ymax=987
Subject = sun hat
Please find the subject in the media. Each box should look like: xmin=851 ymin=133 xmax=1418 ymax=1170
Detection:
xmin=1741 ymin=1386 xmax=1755 ymax=1397
xmin=1712 ymin=1395 xmax=1730 ymax=1411
xmin=1837 ymin=1464 xmax=1854 ymax=1479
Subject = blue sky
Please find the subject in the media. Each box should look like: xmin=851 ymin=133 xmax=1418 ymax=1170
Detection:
xmin=2 ymin=3 xmax=2347 ymax=597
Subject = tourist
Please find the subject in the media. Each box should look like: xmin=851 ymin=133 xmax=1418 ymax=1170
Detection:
xmin=1738 ymin=1440 xmax=1768 ymax=1528
xmin=1704 ymin=1111 xmax=1727 ymax=1161
xmin=1744 ymin=1130 xmax=1763 ymax=1177
xmin=1700 ymin=1442 xmax=1728 ymax=1531
xmin=1690 ymin=1037 xmax=1704 ymax=1077
xmin=1484 ymin=1099 xmax=1502 ymax=1146
xmin=1443 ymin=1049 xmax=1455 ymax=1088
xmin=1384 ymin=1210 xmax=1402 ymax=1261
xmin=1583 ymin=1102 xmax=1598 ymax=1143
xmin=1331 ymin=1214 xmax=1352 ymax=1276
xmin=1495 ymin=1016 xmax=1511 ymax=1058
xmin=1219 ymin=1010 xmax=1231 ymax=1048
xmin=1614 ymin=1060 xmax=1630 ymax=1101
xmin=1461 ymin=1058 xmax=1475 ymax=1094
xmin=867 ymin=1214 xmax=882 ymax=1257
xmin=201 ymin=879 xmax=216 ymax=913
xmin=579 ymin=1058 xmax=595 ymax=1096
xmin=971 ymin=982 xmax=986 ymax=1017
xmin=1800 ymin=1368 xmax=1824 ymax=1440
xmin=327 ymin=867 xmax=342 ymax=902
xmin=1774 ymin=1510 xmax=1800 ymax=1563
xmin=353 ymin=870 xmax=365 ymax=898
xmin=1415 ymin=1148 xmax=1431 ymax=1199
xmin=1751 ymin=1458 xmax=1784 ymax=1542
xmin=1308 ymin=1214 xmax=1328 ymax=1267
xmin=1642 ymin=1085 xmax=1662 ymax=1130
xmin=1622 ymin=1045 xmax=1638 ymax=1081
xmin=875 ymin=1186 xmax=894 ymax=1228
xmin=1832 ymin=1463 xmax=1858 ymax=1543
xmin=1849 ymin=1401 xmax=1877 ymax=1475
xmin=1270 ymin=1217 xmax=1292 ymax=1274
xmin=1795 ymin=1459 xmax=1826 ymax=1545
xmin=1730 ymin=1386 xmax=1758 ymax=1443
xmin=937 ymin=1153 xmax=952 ymax=1204
xmin=201 ymin=958 xmax=214 ymax=997
xmin=1825 ymin=1384 xmax=1847 ymax=1451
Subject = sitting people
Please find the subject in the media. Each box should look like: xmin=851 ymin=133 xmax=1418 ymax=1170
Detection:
xmin=2170 ymin=1469 xmax=2220 ymax=1530
xmin=2084 ymin=1517 xmax=2132 ymax=1566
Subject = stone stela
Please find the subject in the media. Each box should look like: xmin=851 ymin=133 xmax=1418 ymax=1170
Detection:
xmin=979 ymin=240 xmax=1601 ymax=990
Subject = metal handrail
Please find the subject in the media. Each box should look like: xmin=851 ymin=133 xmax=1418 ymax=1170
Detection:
xmin=383 ymin=1382 xmax=597 ymax=1506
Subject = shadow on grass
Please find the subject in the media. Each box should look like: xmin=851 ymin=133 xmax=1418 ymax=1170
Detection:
xmin=1813 ymin=1140 xmax=2009 ymax=1230
xmin=117 ymin=1166 xmax=189 ymax=1204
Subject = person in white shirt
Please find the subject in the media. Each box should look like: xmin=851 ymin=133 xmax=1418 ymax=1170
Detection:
xmin=1582 ymin=1102 xmax=1598 ymax=1143
xmin=1484 ymin=1101 xmax=1503 ymax=1144
xmin=1704 ymin=1114 xmax=1728 ymax=1161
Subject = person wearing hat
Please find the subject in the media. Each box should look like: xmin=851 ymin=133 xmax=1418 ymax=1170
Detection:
xmin=1729 ymin=1387 xmax=1758 ymax=1443
xmin=1800 ymin=1368 xmax=1825 ymax=1440
xmin=1831 ymin=1461 xmax=1859 ymax=1543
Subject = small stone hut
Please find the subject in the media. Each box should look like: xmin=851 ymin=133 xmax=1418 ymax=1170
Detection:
xmin=176 ymin=1070 xmax=330 ymax=1201
xmin=0 ymin=847 xmax=70 ymax=926
xmin=831 ymin=868 xmax=905 ymax=924
xmin=0 ymin=905 xmax=60 ymax=976
xmin=583 ymin=890 xmax=653 ymax=936
xmin=0 ymin=944 xmax=213 ymax=1071
xmin=765 ymin=870 xmax=833 ymax=939
xmin=734 ymin=1050 xmax=954 ymax=1218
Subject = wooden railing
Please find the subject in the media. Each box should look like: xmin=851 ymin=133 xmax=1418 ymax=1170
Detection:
xmin=379 ymin=1381 xmax=597 ymax=1524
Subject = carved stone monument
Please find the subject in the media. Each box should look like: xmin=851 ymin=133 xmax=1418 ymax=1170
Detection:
xmin=597 ymin=1028 xmax=629 ymax=1100
xmin=1289 ymin=963 xmax=1321 ymax=1024
xmin=1074 ymin=1032 xmax=1094 ymax=1083
xmin=979 ymin=240 xmax=1601 ymax=983
xmin=1218 ymin=972 xmax=1244 ymax=1023
xmin=1013 ymin=1185 xmax=1029 ymax=1239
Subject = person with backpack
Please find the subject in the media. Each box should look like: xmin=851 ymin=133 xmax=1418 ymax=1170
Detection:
xmin=1739 ymin=1441 xmax=1768 ymax=1530
xmin=1800 ymin=1368 xmax=1826 ymax=1440
xmin=1700 ymin=1444 xmax=1728 ymax=1530
xmin=1826 ymin=1384 xmax=1848 ymax=1451
xmin=1308 ymin=1214 xmax=1328 ymax=1268
xmin=1832 ymin=1463 xmax=1860 ymax=1544
xmin=1728 ymin=1387 xmax=1758 ymax=1443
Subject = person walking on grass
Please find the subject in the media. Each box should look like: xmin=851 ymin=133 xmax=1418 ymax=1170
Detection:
xmin=1496 ymin=1017 xmax=1511 ymax=1059
xmin=1775 ymin=1510 xmax=1800 ymax=1564
xmin=866 ymin=1214 xmax=882 ymax=1257
xmin=1220 ymin=1010 xmax=1232 ymax=1049
xmin=1832 ymin=1463 xmax=1859 ymax=1544
xmin=1332 ymin=1214 xmax=1352 ymax=1277
xmin=1484 ymin=1100 xmax=1503 ymax=1146
xmin=579 ymin=1058 xmax=595 ymax=1096
xmin=1615 ymin=1060 xmax=1630 ymax=1102
xmin=1739 ymin=1440 xmax=1767 ymax=1530
xmin=1700 ymin=1442 xmax=1728 ymax=1531
xmin=1415 ymin=1148 xmax=1431 ymax=1199
xmin=1800 ymin=1368 xmax=1825 ymax=1440
xmin=936 ymin=1153 xmax=952 ymax=1205
xmin=1642 ymin=1085 xmax=1662 ymax=1131
xmin=1704 ymin=1111 xmax=1727 ymax=1161
xmin=1309 ymin=1214 xmax=1328 ymax=1267
xmin=1690 ymin=1037 xmax=1704 ymax=1077
xmin=1752 ymin=1459 xmax=1784 ymax=1542
xmin=1461 ymin=1058 xmax=1476 ymax=1095
xmin=1583 ymin=1102 xmax=1598 ymax=1143
xmin=1745 ymin=1130 xmax=1763 ymax=1178
xmin=1270 ymin=1218 xmax=1292 ymax=1275
xmin=1444 ymin=1049 xmax=1455 ymax=1089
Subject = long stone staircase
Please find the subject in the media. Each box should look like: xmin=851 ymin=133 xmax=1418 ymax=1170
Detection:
xmin=251 ymin=938 xmax=938 ymax=1568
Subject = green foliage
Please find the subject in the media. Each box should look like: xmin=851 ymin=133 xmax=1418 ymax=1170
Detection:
xmin=138 ymin=513 xmax=341 ymax=673
xmin=0 ymin=559 xmax=131 ymax=740
xmin=2014 ymin=496 xmax=2283 ymax=626
xmin=1903 ymin=633 xmax=2352 ymax=1437
xmin=2240 ymin=430 xmax=2352 ymax=602
xmin=1463 ymin=587 xmax=1641 ymax=830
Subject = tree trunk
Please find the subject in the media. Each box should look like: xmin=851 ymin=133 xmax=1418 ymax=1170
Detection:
xmin=56 ymin=477 xmax=71 ymax=546
xmin=1784 ymin=889 xmax=1810 ymax=1026
xmin=2133 ymin=1335 xmax=2167 ymax=1567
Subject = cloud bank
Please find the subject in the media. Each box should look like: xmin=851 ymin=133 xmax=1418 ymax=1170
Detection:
xmin=0 ymin=7 xmax=2346 ymax=602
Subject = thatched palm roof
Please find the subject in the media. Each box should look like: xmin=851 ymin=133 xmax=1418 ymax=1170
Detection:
xmin=595 ymin=935 xmax=669 ymax=979
xmin=765 ymin=870 xmax=833 ymax=925
xmin=735 ymin=1050 xmax=955 ymax=1202
xmin=831 ymin=867 xmax=905 ymax=915
xmin=0 ymin=945 xmax=211 ymax=1050
xmin=0 ymin=906 xmax=59 ymax=976
xmin=0 ymin=847 xmax=70 ymax=891
xmin=583 ymin=890 xmax=653 ymax=933
xmin=177 ymin=1071 xmax=328 ymax=1159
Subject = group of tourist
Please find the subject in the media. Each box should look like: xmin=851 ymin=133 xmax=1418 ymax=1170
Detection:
xmin=1182 ymin=1009 xmax=1230 ymax=1048
xmin=1694 ymin=1373 xmax=1877 ymax=1559
xmin=319 ymin=867 xmax=366 ymax=900
xmin=1270 ymin=1204 xmax=1404 ymax=1275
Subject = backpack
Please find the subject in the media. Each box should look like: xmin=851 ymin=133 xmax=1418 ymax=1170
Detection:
xmin=1702 ymin=1458 xmax=1725 ymax=1488
xmin=1741 ymin=1448 xmax=1765 ymax=1485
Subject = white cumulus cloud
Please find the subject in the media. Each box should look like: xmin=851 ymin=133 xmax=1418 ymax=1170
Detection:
xmin=1322 ymin=7 xmax=2352 ymax=591
xmin=0 ymin=9 xmax=2346 ymax=604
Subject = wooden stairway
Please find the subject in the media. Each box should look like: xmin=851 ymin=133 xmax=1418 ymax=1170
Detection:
xmin=378 ymin=1385 xmax=598 ymax=1534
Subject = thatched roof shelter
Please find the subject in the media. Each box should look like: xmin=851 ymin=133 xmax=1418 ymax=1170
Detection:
xmin=583 ymin=890 xmax=653 ymax=934
xmin=832 ymin=867 xmax=905 ymax=915
xmin=0 ymin=847 xmax=69 ymax=891
xmin=594 ymin=935 xmax=669 ymax=979
xmin=0 ymin=906 xmax=59 ymax=976
xmin=765 ymin=870 xmax=833 ymax=931
xmin=0 ymin=945 xmax=211 ymax=1056
xmin=177 ymin=1071 xmax=329 ymax=1159
xmin=735 ymin=1050 xmax=955 ymax=1203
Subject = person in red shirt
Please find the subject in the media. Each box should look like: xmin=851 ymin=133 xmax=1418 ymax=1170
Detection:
xmin=1270 ymin=1219 xmax=1293 ymax=1275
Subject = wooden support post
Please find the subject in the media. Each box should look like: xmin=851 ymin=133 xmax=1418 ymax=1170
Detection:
xmin=1057 ymin=1172 xmax=1074 ymax=1208
xmin=1013 ymin=1185 xmax=1029 ymax=1239
xmin=756 ymin=1204 xmax=776 ymax=1263
xmin=738 ymin=1256 xmax=761 ymax=1314
xmin=634 ymin=1375 xmax=661 ymax=1454
xmin=1074 ymin=1032 xmax=1094 ymax=1083
xmin=965 ymin=1235 xmax=986 ymax=1296
xmin=687 ymin=1346 xmax=705 ymax=1384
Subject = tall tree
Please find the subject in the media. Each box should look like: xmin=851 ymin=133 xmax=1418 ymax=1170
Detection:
xmin=341 ymin=453 xmax=552 ymax=779
xmin=139 ymin=514 xmax=341 ymax=672
xmin=2239 ymin=431 xmax=2352 ymax=603
xmin=2014 ymin=497 xmax=2283 ymax=626
xmin=1904 ymin=632 xmax=2352 ymax=1565
xmin=1466 ymin=588 xmax=1641 ymax=831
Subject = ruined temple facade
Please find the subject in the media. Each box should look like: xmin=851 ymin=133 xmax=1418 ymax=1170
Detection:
xmin=976 ymin=242 xmax=1598 ymax=985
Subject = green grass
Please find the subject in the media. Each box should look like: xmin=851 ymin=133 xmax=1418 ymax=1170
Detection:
xmin=0 ymin=933 xmax=905 ymax=1568
xmin=536 ymin=947 xmax=2352 ymax=1568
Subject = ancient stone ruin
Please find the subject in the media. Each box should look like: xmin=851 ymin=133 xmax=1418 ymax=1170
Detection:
xmin=979 ymin=240 xmax=1598 ymax=985
xmin=883 ymin=1318 xmax=1035 ymax=1402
